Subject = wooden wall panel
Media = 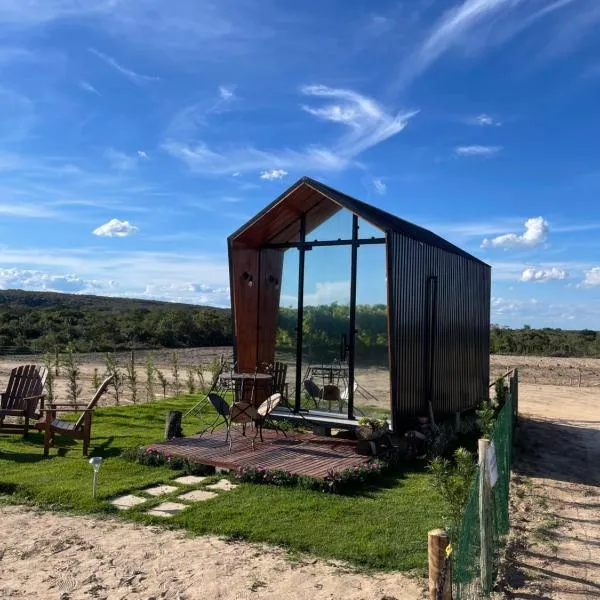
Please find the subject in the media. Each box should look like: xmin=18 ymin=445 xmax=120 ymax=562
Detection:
xmin=230 ymin=243 xmax=259 ymax=371
xmin=257 ymin=248 xmax=284 ymax=367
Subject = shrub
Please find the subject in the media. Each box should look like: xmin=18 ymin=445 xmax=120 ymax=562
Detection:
xmin=62 ymin=343 xmax=81 ymax=408
xmin=428 ymin=447 xmax=477 ymax=534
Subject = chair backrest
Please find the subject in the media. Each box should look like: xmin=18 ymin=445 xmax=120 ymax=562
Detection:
xmin=303 ymin=379 xmax=321 ymax=400
xmin=270 ymin=362 xmax=287 ymax=396
xmin=257 ymin=393 xmax=282 ymax=418
xmin=74 ymin=375 xmax=114 ymax=430
xmin=1 ymin=365 xmax=48 ymax=416
xmin=208 ymin=393 xmax=230 ymax=417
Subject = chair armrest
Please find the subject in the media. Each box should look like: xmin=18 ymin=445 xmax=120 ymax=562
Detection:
xmin=23 ymin=394 xmax=46 ymax=401
xmin=49 ymin=403 xmax=80 ymax=407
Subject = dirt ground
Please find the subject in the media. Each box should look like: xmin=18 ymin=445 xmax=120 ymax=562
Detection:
xmin=1 ymin=350 xmax=598 ymax=414
xmin=496 ymin=384 xmax=600 ymax=599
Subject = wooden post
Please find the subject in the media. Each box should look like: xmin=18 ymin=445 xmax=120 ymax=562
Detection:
xmin=164 ymin=410 xmax=183 ymax=440
xmin=478 ymin=438 xmax=490 ymax=593
xmin=428 ymin=528 xmax=452 ymax=600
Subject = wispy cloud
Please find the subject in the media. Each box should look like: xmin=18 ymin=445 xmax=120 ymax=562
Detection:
xmin=219 ymin=85 xmax=235 ymax=101
xmin=165 ymin=86 xmax=417 ymax=176
xmin=455 ymin=145 xmax=502 ymax=156
xmin=79 ymin=80 xmax=100 ymax=95
xmin=300 ymin=84 xmax=418 ymax=158
xmin=373 ymin=177 xmax=387 ymax=194
xmin=469 ymin=113 xmax=501 ymax=126
xmin=105 ymin=149 xmax=138 ymax=171
xmin=88 ymin=48 xmax=160 ymax=85
xmin=260 ymin=169 xmax=287 ymax=181
xmin=399 ymin=0 xmax=596 ymax=86
xmin=482 ymin=217 xmax=549 ymax=249
xmin=520 ymin=266 xmax=568 ymax=282
xmin=93 ymin=218 xmax=138 ymax=238
xmin=0 ymin=203 xmax=59 ymax=219
xmin=137 ymin=150 xmax=149 ymax=160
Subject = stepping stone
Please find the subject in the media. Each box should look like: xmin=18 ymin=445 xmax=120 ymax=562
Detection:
xmin=173 ymin=475 xmax=207 ymax=486
xmin=142 ymin=484 xmax=179 ymax=497
xmin=178 ymin=490 xmax=218 ymax=502
xmin=146 ymin=502 xmax=187 ymax=518
xmin=206 ymin=479 xmax=238 ymax=492
xmin=111 ymin=494 xmax=147 ymax=510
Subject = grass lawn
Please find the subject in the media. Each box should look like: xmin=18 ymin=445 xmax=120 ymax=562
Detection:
xmin=0 ymin=396 xmax=443 ymax=573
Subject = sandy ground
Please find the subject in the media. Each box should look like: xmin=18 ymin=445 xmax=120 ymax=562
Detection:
xmin=496 ymin=384 xmax=600 ymax=599
xmin=0 ymin=507 xmax=423 ymax=600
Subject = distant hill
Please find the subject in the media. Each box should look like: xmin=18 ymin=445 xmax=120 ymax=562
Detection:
xmin=0 ymin=289 xmax=232 ymax=353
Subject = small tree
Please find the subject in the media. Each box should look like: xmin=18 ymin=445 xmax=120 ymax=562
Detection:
xmin=185 ymin=367 xmax=195 ymax=395
xmin=92 ymin=367 xmax=101 ymax=390
xmin=125 ymin=349 xmax=138 ymax=404
xmin=477 ymin=399 xmax=496 ymax=438
xmin=62 ymin=343 xmax=81 ymax=408
xmin=171 ymin=352 xmax=181 ymax=397
xmin=428 ymin=447 xmax=477 ymax=535
xmin=104 ymin=353 xmax=124 ymax=404
xmin=145 ymin=353 xmax=156 ymax=402
xmin=43 ymin=352 xmax=55 ymax=404
xmin=494 ymin=378 xmax=509 ymax=410
xmin=195 ymin=365 xmax=207 ymax=393
xmin=156 ymin=369 xmax=169 ymax=399
xmin=54 ymin=347 xmax=61 ymax=377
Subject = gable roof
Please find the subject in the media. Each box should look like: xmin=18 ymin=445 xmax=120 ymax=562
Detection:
xmin=229 ymin=176 xmax=488 ymax=266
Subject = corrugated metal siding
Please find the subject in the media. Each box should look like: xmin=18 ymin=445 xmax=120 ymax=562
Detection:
xmin=388 ymin=232 xmax=490 ymax=429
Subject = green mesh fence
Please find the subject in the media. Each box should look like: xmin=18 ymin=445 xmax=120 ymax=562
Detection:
xmin=453 ymin=374 xmax=516 ymax=600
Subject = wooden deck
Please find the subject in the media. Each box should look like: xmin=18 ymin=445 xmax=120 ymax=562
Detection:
xmin=147 ymin=429 xmax=368 ymax=479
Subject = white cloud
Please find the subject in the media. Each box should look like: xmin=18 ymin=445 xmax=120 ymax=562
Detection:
xmin=0 ymin=268 xmax=114 ymax=294
xmin=582 ymin=267 xmax=600 ymax=287
xmin=373 ymin=177 xmax=387 ymax=194
xmin=520 ymin=267 xmax=568 ymax=282
xmin=470 ymin=113 xmax=500 ymax=126
xmin=88 ymin=48 xmax=160 ymax=85
xmin=482 ymin=217 xmax=549 ymax=249
xmin=305 ymin=281 xmax=350 ymax=306
xmin=260 ymin=169 xmax=288 ymax=181
xmin=79 ymin=80 xmax=100 ymax=95
xmin=455 ymin=145 xmax=502 ymax=156
xmin=219 ymin=85 xmax=235 ymax=101
xmin=165 ymin=86 xmax=417 ymax=176
xmin=137 ymin=150 xmax=149 ymax=159
xmin=93 ymin=218 xmax=138 ymax=238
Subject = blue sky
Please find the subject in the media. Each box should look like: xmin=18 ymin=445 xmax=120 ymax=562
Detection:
xmin=1 ymin=0 xmax=599 ymax=328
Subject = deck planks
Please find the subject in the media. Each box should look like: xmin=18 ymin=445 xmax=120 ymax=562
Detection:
xmin=146 ymin=429 xmax=368 ymax=479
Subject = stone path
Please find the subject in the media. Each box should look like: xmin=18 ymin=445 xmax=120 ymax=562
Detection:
xmin=110 ymin=475 xmax=236 ymax=517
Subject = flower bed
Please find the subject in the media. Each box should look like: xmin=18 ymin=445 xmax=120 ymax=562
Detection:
xmin=235 ymin=461 xmax=385 ymax=493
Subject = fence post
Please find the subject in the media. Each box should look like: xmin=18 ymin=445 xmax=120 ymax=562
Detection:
xmin=428 ymin=529 xmax=452 ymax=600
xmin=478 ymin=438 xmax=491 ymax=593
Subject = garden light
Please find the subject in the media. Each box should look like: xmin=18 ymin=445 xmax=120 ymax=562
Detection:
xmin=89 ymin=456 xmax=103 ymax=498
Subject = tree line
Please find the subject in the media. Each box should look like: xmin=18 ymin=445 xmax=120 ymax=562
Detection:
xmin=0 ymin=290 xmax=599 ymax=358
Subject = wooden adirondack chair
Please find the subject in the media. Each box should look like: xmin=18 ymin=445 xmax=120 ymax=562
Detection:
xmin=39 ymin=375 xmax=113 ymax=457
xmin=0 ymin=365 xmax=48 ymax=436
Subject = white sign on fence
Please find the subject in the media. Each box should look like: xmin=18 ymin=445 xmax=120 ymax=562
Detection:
xmin=486 ymin=442 xmax=499 ymax=488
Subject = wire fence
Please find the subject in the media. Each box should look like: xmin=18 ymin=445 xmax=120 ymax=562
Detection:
xmin=453 ymin=370 xmax=517 ymax=599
